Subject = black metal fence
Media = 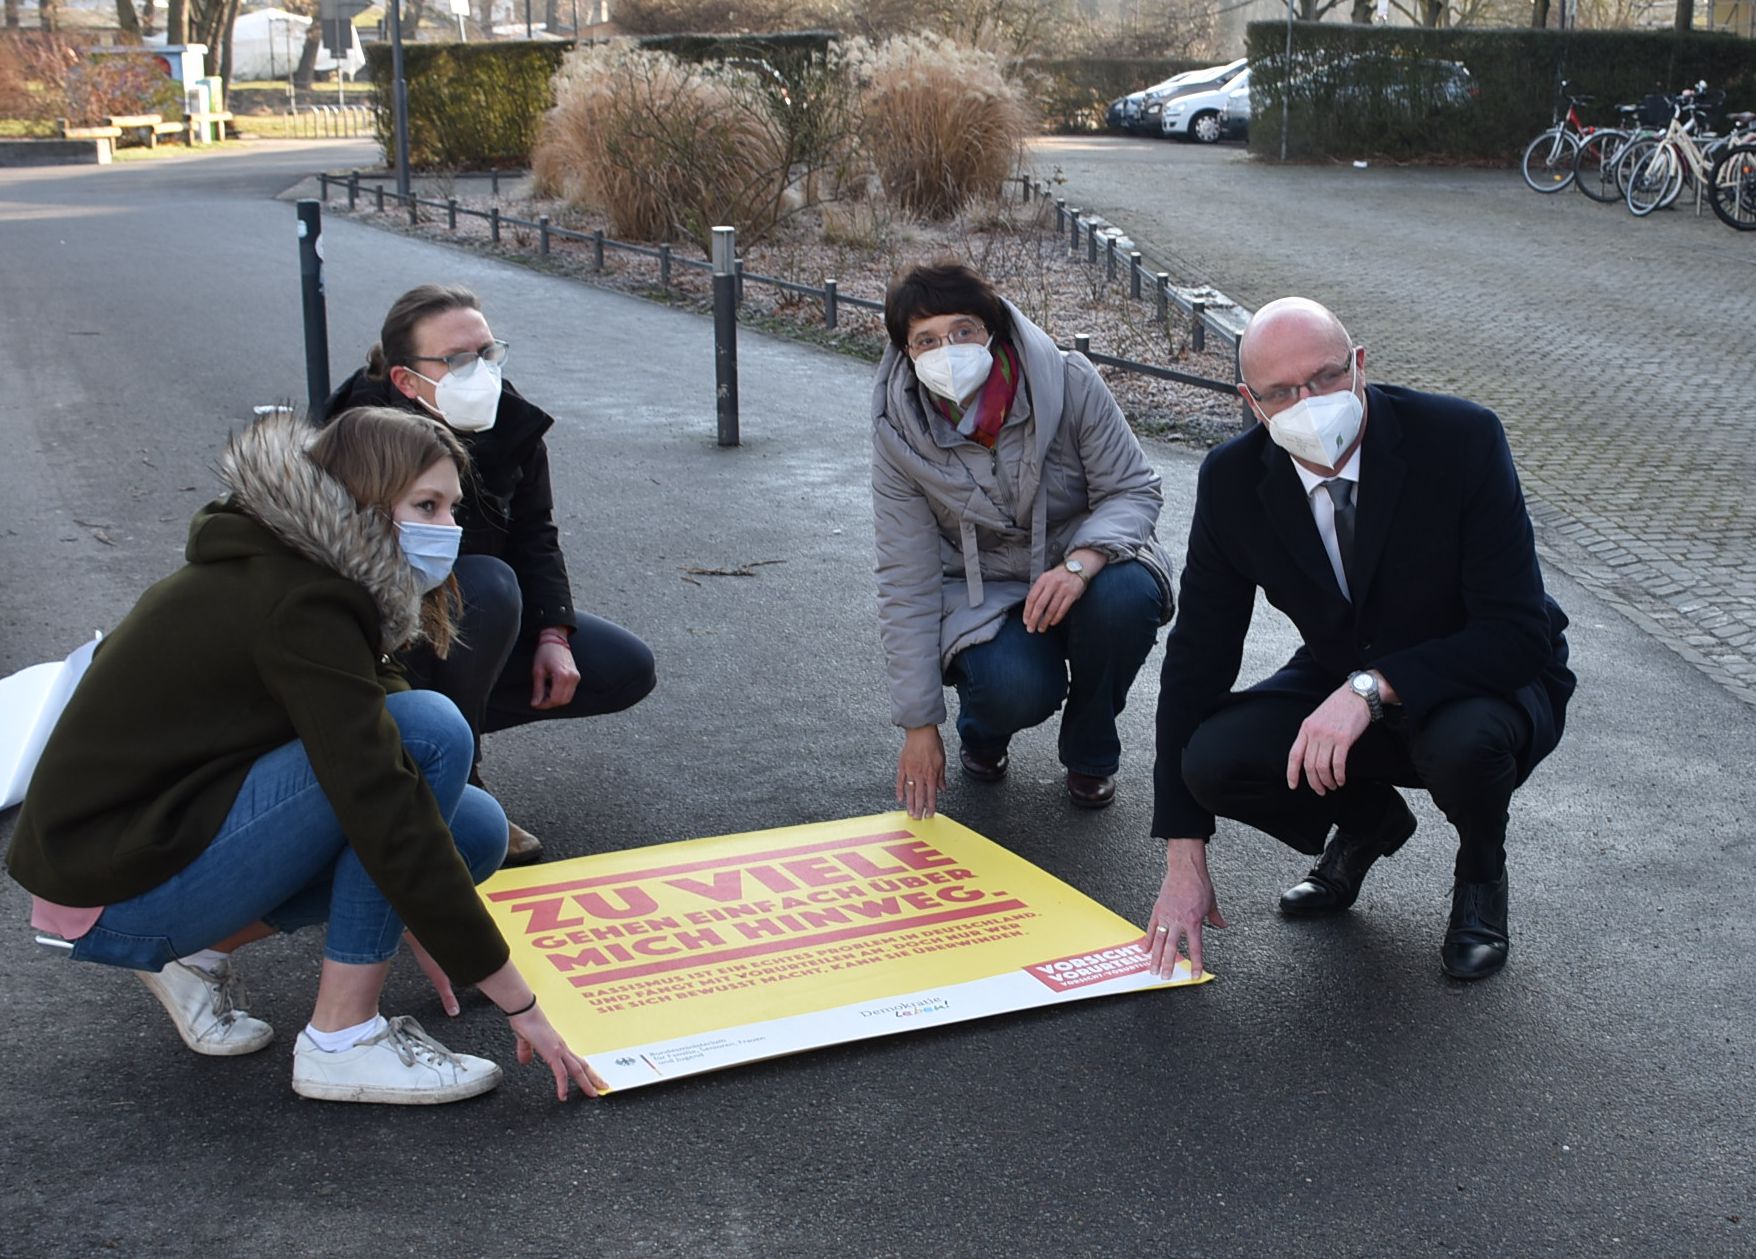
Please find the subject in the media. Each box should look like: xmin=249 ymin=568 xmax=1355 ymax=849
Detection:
xmin=312 ymin=170 xmax=1247 ymax=441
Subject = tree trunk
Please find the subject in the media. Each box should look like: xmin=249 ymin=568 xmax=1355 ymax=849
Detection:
xmin=141 ymin=0 xmax=157 ymax=35
xmin=5 ymin=0 xmax=20 ymax=27
xmin=1529 ymin=0 xmax=1549 ymax=25
xmin=1351 ymin=0 xmax=1374 ymax=19
xmin=165 ymin=0 xmax=187 ymax=43
xmin=1673 ymin=0 xmax=1693 ymax=29
xmin=406 ymin=0 xmax=427 ymax=36
xmin=292 ymin=19 xmax=322 ymax=89
xmin=544 ymin=0 xmax=557 ymax=33
xmin=39 ymin=0 xmax=57 ymax=31
xmin=116 ymin=0 xmax=142 ymax=38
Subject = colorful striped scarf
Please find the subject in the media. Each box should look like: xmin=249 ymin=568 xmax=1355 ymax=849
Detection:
xmin=930 ymin=339 xmax=1021 ymax=449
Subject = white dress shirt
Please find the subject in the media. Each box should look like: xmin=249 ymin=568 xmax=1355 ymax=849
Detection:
xmin=1291 ymin=445 xmax=1362 ymax=601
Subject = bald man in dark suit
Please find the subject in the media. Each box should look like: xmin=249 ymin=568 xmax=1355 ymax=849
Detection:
xmin=1142 ymin=298 xmax=1574 ymax=983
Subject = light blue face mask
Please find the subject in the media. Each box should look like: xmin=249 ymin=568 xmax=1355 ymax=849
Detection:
xmin=396 ymin=521 xmax=462 ymax=593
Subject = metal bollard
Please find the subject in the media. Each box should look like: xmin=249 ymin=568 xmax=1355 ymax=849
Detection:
xmin=348 ymin=169 xmax=359 ymax=210
xmin=1075 ymin=334 xmax=1090 ymax=357
xmin=1021 ymin=178 xmax=1031 ymax=204
xmin=489 ymin=206 xmax=500 ymax=243
xmin=538 ymin=215 xmax=550 ymax=257
xmin=447 ymin=197 xmax=457 ymax=231
xmin=593 ymin=228 xmax=604 ymax=271
xmin=711 ymin=226 xmax=740 ymax=447
xmin=735 ymin=258 xmax=745 ymax=306
xmin=1191 ymin=300 xmax=1207 ymax=352
xmin=1087 ymin=225 xmax=1098 ymax=266
xmin=1069 ymin=209 xmax=1080 ymax=253
xmin=1155 ymin=273 xmax=1170 ymax=324
xmin=295 ymin=200 xmax=331 ymax=416
xmin=1105 ymin=236 xmax=1116 ymax=280
xmin=824 ymin=278 xmax=838 ymax=330
xmin=320 ymin=174 xmax=331 ymax=203
xmin=491 ymin=169 xmax=500 ymax=199
xmin=375 ymin=184 xmax=385 ymax=213
xmin=659 ymin=243 xmax=671 ymax=289
xmin=1129 ymin=251 xmax=1142 ymax=300
xmin=1055 ymin=198 xmax=1065 ymax=230
xmin=407 ymin=193 xmax=418 ymax=226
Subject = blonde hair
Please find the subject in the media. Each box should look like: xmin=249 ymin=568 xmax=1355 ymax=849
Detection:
xmin=309 ymin=406 xmax=469 ymax=656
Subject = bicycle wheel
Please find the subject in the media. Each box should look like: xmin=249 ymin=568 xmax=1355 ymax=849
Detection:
xmin=1709 ymin=143 xmax=1756 ymax=230
xmin=1522 ymin=128 xmax=1581 ymax=192
xmin=1574 ymin=130 xmax=1629 ymax=203
xmin=1627 ymin=144 xmax=1683 ymax=216
xmin=1611 ymin=137 xmax=1659 ymax=199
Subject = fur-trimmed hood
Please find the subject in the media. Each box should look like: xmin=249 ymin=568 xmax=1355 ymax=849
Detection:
xmin=203 ymin=410 xmax=425 ymax=651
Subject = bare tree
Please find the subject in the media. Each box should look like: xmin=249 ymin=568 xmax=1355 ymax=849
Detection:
xmin=1673 ymin=0 xmax=1693 ymax=28
xmin=116 ymin=0 xmax=142 ymax=37
xmin=1530 ymin=0 xmax=1550 ymax=24
xmin=39 ymin=0 xmax=58 ymax=31
xmin=166 ymin=0 xmax=187 ymax=43
xmin=141 ymin=0 xmax=156 ymax=35
xmin=4 ymin=0 xmax=18 ymax=29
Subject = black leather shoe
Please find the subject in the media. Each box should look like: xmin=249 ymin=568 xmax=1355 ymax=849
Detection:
xmin=1278 ymin=795 xmax=1417 ymax=916
xmin=959 ymin=746 xmax=1009 ymax=782
xmin=1441 ymin=871 xmax=1509 ymax=981
xmin=1066 ymin=771 xmax=1115 ymax=810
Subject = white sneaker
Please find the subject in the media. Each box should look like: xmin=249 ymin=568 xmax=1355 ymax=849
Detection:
xmin=137 ymin=958 xmax=275 ymax=1057
xmin=292 ymin=1015 xmax=503 ymax=1105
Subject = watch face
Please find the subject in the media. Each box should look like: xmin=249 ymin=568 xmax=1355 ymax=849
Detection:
xmin=1065 ymin=559 xmax=1084 ymax=574
xmin=1352 ymin=674 xmax=1372 ymax=694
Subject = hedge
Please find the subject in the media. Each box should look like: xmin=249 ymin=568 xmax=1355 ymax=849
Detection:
xmin=363 ymin=40 xmax=572 ymax=170
xmin=1018 ymin=56 xmax=1209 ymax=132
xmin=1244 ymin=23 xmax=1756 ymax=163
xmin=364 ymin=31 xmax=847 ymax=171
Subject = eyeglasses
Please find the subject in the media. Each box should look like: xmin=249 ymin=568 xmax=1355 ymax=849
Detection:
xmin=908 ymin=321 xmax=988 ymax=356
xmin=1247 ymin=356 xmax=1355 ymax=411
xmin=408 ymin=339 xmax=510 ymax=378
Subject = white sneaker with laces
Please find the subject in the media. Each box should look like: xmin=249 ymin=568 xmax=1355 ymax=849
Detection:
xmin=292 ymin=1015 xmax=503 ymax=1105
xmin=137 ymin=958 xmax=276 ymax=1057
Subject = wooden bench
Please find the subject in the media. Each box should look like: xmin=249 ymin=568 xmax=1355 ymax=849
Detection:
xmin=57 ymin=119 xmax=122 ymax=161
xmin=185 ymin=110 xmax=234 ymax=145
xmin=106 ymin=114 xmax=187 ymax=149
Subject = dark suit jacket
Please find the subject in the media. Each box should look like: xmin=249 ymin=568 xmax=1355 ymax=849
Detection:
xmin=1151 ymin=383 xmax=1575 ymax=838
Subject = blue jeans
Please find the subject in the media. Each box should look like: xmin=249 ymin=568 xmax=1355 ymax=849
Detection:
xmin=70 ymin=691 xmax=509 ymax=972
xmin=947 ymin=560 xmax=1164 ymax=777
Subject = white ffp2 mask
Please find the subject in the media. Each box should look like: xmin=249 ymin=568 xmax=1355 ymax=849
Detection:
xmin=1264 ymin=361 xmax=1362 ymax=468
xmin=913 ymin=341 xmax=993 ymax=405
xmin=412 ymin=361 xmax=503 ymax=433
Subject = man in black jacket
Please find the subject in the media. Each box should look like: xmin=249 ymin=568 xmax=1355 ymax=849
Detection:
xmin=322 ymin=285 xmax=656 ymax=865
xmin=1142 ymin=297 xmax=1573 ymax=982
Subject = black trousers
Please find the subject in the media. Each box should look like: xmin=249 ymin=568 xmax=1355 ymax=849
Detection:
xmin=1180 ymin=691 xmax=1531 ymax=883
xmin=398 ymin=555 xmax=657 ymax=771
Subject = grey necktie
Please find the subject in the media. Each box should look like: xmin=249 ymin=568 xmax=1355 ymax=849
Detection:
xmin=1321 ymin=478 xmax=1357 ymax=599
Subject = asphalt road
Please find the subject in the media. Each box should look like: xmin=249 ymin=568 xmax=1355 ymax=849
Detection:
xmin=0 ymin=141 xmax=1751 ymax=1257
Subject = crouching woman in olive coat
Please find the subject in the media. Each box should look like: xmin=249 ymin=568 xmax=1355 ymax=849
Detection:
xmin=7 ymin=408 xmax=602 ymax=1105
xmin=874 ymin=261 xmax=1174 ymax=819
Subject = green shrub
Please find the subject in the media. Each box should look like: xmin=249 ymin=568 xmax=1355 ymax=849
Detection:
xmin=1019 ymin=56 xmax=1207 ymax=133
xmin=1245 ymin=22 xmax=1756 ymax=163
xmin=363 ymin=39 xmax=572 ymax=170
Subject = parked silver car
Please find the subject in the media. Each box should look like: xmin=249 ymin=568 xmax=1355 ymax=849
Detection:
xmin=1142 ymin=59 xmax=1247 ymax=135
xmin=1109 ymin=59 xmax=1247 ymax=135
xmin=1162 ymin=69 xmax=1250 ymax=143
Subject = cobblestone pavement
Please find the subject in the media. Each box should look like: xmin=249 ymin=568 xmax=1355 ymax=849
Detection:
xmin=1032 ymin=135 xmax=1756 ymax=707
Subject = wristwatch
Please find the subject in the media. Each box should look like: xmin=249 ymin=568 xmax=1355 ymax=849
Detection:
xmin=1349 ymin=670 xmax=1384 ymax=723
xmin=1063 ymin=557 xmax=1089 ymax=584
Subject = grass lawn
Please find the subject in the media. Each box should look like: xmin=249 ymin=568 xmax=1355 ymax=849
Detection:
xmin=0 ymin=119 xmax=56 ymax=138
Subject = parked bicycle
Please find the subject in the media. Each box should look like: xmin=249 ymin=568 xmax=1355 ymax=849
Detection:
xmin=1521 ymin=82 xmax=1602 ymax=193
xmin=1572 ymin=97 xmax=1660 ymax=204
xmin=1621 ymin=86 xmax=1738 ymax=217
xmin=1708 ymin=136 xmax=1756 ymax=231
